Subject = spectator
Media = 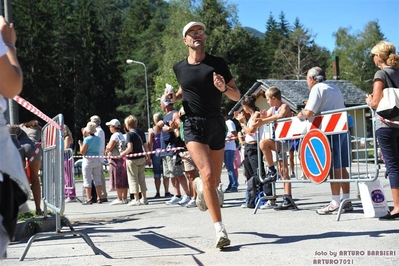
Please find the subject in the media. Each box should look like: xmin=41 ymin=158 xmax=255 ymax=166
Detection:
xmin=236 ymin=95 xmax=267 ymax=208
xmin=20 ymin=120 xmax=42 ymax=210
xmin=0 ymin=15 xmax=29 ymax=259
xmin=221 ymin=107 xmax=238 ymax=193
xmin=256 ymin=86 xmax=294 ymax=210
xmin=63 ymin=124 xmax=76 ymax=202
xmin=159 ymin=94 xmax=190 ymax=206
xmin=120 ymin=115 xmax=151 ymax=206
xmin=297 ymin=66 xmax=353 ymax=215
xmin=8 ymin=124 xmax=42 ymax=215
xmin=148 ymin=112 xmax=171 ymax=198
xmin=365 ymin=41 xmax=399 ymax=220
xmin=170 ymin=107 xmax=198 ymax=208
xmin=90 ymin=115 xmax=108 ymax=202
xmin=79 ymin=122 xmax=103 ymax=205
xmin=172 ymin=21 xmax=240 ymax=249
xmin=105 ymin=119 xmax=129 ymax=205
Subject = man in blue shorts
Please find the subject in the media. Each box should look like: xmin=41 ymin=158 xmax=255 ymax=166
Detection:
xmin=297 ymin=67 xmax=353 ymax=215
xmin=172 ymin=22 xmax=240 ymax=248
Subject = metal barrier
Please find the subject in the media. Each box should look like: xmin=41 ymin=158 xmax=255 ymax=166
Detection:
xmin=20 ymin=114 xmax=98 ymax=261
xmin=253 ymin=105 xmax=379 ymax=221
xmin=64 ymin=148 xmax=77 ymax=202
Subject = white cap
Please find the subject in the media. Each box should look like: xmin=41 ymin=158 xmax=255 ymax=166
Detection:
xmin=182 ymin=21 xmax=205 ymax=37
xmin=105 ymin=119 xmax=121 ymax=127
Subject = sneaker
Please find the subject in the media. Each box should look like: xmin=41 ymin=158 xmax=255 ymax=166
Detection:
xmin=215 ymin=225 xmax=231 ymax=249
xmin=217 ymin=183 xmax=224 ymax=207
xmin=342 ymin=201 xmax=353 ymax=212
xmin=225 ymin=187 xmax=238 ymax=193
xmin=241 ymin=203 xmax=248 ymax=209
xmin=140 ymin=198 xmax=149 ymax=205
xmin=110 ymin=199 xmax=124 ymax=205
xmin=178 ymin=195 xmax=191 ymax=205
xmin=154 ymin=193 xmax=161 ymax=199
xmin=274 ymin=197 xmax=294 ymax=210
xmin=260 ymin=200 xmax=276 ymax=209
xmin=194 ymin=177 xmax=208 ymax=211
xmin=65 ymin=197 xmax=76 ymax=203
xmin=122 ymin=199 xmax=129 ymax=204
xmin=263 ymin=171 xmax=277 ymax=183
xmin=164 ymin=192 xmax=173 ymax=198
xmin=165 ymin=196 xmax=181 ymax=205
xmin=290 ymin=173 xmax=296 ymax=179
xmin=316 ymin=202 xmax=340 ymax=215
xmin=185 ymin=198 xmax=197 ymax=208
xmin=127 ymin=199 xmax=141 ymax=206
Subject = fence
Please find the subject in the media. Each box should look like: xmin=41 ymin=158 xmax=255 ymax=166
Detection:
xmin=253 ymin=105 xmax=378 ymax=221
xmin=19 ymin=114 xmax=98 ymax=261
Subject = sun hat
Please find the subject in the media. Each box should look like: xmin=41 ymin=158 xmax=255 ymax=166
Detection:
xmin=105 ymin=119 xmax=121 ymax=127
xmin=182 ymin=21 xmax=206 ymax=37
xmin=84 ymin=122 xmax=97 ymax=134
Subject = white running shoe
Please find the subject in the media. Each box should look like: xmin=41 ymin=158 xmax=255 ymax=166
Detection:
xmin=109 ymin=199 xmax=124 ymax=205
xmin=140 ymin=198 xmax=149 ymax=205
xmin=185 ymin=198 xmax=197 ymax=208
xmin=165 ymin=196 xmax=181 ymax=205
xmin=260 ymin=200 xmax=276 ymax=209
xmin=216 ymin=225 xmax=231 ymax=249
xmin=178 ymin=195 xmax=191 ymax=205
xmin=194 ymin=177 xmax=208 ymax=211
xmin=127 ymin=199 xmax=141 ymax=206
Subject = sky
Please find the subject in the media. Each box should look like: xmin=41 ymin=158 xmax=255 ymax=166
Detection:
xmin=228 ymin=0 xmax=399 ymax=52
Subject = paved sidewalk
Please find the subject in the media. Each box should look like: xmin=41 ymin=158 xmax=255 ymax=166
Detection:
xmin=5 ymin=169 xmax=399 ymax=265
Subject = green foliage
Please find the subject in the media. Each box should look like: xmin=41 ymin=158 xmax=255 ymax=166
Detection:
xmin=8 ymin=0 xmax=388 ymax=142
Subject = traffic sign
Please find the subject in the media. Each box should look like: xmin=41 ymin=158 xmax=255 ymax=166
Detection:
xmin=300 ymin=129 xmax=331 ymax=184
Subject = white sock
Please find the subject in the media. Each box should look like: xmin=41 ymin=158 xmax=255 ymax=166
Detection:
xmin=331 ymin=195 xmax=340 ymax=206
xmin=214 ymin=221 xmax=223 ymax=231
xmin=342 ymin=193 xmax=350 ymax=200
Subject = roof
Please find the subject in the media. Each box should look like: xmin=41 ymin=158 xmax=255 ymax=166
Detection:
xmin=229 ymin=79 xmax=366 ymax=115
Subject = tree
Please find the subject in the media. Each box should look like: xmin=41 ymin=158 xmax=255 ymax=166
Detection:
xmin=272 ymin=18 xmax=330 ymax=80
xmin=333 ymin=20 xmax=385 ymax=91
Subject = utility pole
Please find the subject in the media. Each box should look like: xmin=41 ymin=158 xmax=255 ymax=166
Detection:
xmin=4 ymin=0 xmax=19 ymax=124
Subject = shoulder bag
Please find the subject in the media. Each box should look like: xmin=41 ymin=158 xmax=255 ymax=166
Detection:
xmin=376 ymin=70 xmax=399 ymax=119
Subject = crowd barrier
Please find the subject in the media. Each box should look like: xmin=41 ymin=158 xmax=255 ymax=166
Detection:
xmin=64 ymin=148 xmax=77 ymax=202
xmin=253 ymin=105 xmax=378 ymax=221
xmin=19 ymin=114 xmax=98 ymax=261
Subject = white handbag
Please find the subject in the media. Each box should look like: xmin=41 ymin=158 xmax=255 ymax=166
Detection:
xmin=376 ymin=70 xmax=399 ymax=119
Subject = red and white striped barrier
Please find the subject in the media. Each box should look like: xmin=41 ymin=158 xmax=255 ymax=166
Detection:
xmin=275 ymin=111 xmax=348 ymax=141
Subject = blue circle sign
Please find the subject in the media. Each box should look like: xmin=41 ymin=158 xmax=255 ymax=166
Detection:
xmin=300 ymin=129 xmax=331 ymax=184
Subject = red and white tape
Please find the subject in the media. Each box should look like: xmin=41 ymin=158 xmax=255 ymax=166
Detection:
xmin=25 ymin=142 xmax=42 ymax=169
xmin=74 ymin=146 xmax=186 ymax=159
xmin=13 ymin=95 xmax=63 ymax=130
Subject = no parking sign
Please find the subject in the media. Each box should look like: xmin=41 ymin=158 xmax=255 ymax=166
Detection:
xmin=300 ymin=129 xmax=331 ymax=184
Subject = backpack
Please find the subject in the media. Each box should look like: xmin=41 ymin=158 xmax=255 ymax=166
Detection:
xmin=116 ymin=134 xmax=126 ymax=154
xmin=109 ymin=133 xmax=126 ymax=156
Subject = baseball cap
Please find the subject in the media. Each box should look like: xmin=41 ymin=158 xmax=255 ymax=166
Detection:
xmin=105 ymin=119 xmax=121 ymax=127
xmin=182 ymin=21 xmax=206 ymax=37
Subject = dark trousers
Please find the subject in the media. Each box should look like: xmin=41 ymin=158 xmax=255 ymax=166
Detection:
xmin=377 ymin=127 xmax=399 ymax=188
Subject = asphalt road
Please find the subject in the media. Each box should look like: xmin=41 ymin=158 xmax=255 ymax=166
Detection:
xmin=5 ymin=168 xmax=399 ymax=266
